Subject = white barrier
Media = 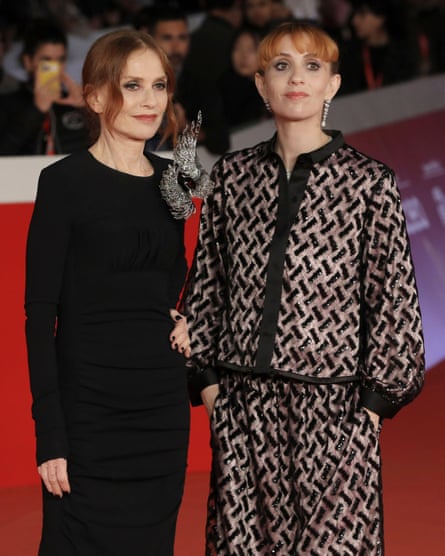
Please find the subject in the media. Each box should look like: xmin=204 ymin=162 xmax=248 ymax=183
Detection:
xmin=1 ymin=74 xmax=445 ymax=204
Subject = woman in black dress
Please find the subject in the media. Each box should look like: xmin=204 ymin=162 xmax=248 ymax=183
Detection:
xmin=25 ymin=29 xmax=191 ymax=555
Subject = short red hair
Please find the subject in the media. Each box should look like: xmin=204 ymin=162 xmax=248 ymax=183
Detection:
xmin=257 ymin=22 xmax=340 ymax=75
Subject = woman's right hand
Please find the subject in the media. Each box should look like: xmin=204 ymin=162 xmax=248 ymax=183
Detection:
xmin=201 ymin=384 xmax=220 ymax=418
xmin=38 ymin=457 xmax=71 ymax=498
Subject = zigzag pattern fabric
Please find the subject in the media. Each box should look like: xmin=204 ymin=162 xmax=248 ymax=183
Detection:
xmin=183 ymin=131 xmax=424 ymax=414
xmin=182 ymin=131 xmax=425 ymax=554
xmin=207 ymin=375 xmax=382 ymax=555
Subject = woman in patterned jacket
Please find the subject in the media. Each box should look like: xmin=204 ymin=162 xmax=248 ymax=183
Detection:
xmin=181 ymin=21 xmax=425 ymax=555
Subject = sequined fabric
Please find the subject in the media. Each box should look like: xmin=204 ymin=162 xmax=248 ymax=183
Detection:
xmin=183 ymin=130 xmax=424 ymax=415
xmin=207 ymin=374 xmax=383 ymax=555
xmin=182 ymin=130 xmax=424 ymax=554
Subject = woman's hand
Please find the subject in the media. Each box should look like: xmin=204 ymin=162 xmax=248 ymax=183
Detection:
xmin=363 ymin=408 xmax=381 ymax=431
xmin=201 ymin=384 xmax=220 ymax=418
xmin=38 ymin=457 xmax=71 ymax=498
xmin=169 ymin=309 xmax=191 ymax=358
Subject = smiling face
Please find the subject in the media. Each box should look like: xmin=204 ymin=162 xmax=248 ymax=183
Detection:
xmin=89 ymin=48 xmax=168 ymax=143
xmin=255 ymin=34 xmax=340 ymax=126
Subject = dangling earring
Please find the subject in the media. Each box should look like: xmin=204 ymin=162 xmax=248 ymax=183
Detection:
xmin=264 ymin=99 xmax=272 ymax=113
xmin=321 ymin=99 xmax=331 ymax=128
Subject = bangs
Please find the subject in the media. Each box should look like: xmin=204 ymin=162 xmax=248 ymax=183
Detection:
xmin=258 ymin=23 xmax=339 ymax=73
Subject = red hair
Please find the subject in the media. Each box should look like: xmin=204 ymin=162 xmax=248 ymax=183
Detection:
xmin=258 ymin=22 xmax=340 ymax=74
xmin=82 ymin=29 xmax=177 ymax=145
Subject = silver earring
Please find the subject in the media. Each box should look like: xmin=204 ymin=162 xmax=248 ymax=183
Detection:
xmin=321 ymin=99 xmax=331 ymax=128
xmin=264 ymin=99 xmax=272 ymax=113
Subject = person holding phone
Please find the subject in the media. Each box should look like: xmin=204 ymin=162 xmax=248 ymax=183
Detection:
xmin=25 ymin=28 xmax=194 ymax=555
xmin=0 ymin=18 xmax=88 ymax=155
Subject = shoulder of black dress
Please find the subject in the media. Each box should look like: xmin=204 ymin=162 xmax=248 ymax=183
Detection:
xmin=145 ymin=151 xmax=172 ymax=173
xmin=40 ymin=150 xmax=90 ymax=177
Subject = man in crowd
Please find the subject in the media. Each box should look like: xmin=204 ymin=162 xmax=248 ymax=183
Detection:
xmin=177 ymin=0 xmax=243 ymax=154
xmin=0 ymin=18 xmax=87 ymax=155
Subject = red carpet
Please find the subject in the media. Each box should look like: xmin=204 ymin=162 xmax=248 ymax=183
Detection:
xmin=1 ymin=364 xmax=444 ymax=555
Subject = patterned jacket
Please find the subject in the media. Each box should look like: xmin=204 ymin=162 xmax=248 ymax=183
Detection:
xmin=182 ymin=131 xmax=425 ymax=417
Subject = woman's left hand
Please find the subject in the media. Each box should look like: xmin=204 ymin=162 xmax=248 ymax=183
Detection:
xmin=169 ymin=309 xmax=191 ymax=358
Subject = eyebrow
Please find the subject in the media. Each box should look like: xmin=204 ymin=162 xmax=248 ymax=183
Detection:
xmin=275 ymin=51 xmax=320 ymax=58
xmin=41 ymin=55 xmax=66 ymax=61
xmin=121 ymin=74 xmax=167 ymax=81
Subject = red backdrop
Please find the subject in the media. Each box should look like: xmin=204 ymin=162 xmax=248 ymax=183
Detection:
xmin=0 ymin=201 xmax=211 ymax=488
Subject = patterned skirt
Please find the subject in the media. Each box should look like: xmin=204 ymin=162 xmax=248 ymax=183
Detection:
xmin=206 ymin=372 xmax=383 ymax=555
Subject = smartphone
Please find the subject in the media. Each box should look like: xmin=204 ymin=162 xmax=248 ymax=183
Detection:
xmin=36 ymin=60 xmax=61 ymax=97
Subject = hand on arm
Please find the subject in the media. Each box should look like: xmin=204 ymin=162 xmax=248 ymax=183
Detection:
xmin=169 ymin=309 xmax=191 ymax=358
xmin=38 ymin=458 xmax=70 ymax=497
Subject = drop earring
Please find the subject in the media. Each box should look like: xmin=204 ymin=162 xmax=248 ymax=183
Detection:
xmin=321 ymin=99 xmax=331 ymax=128
xmin=264 ymin=99 xmax=272 ymax=113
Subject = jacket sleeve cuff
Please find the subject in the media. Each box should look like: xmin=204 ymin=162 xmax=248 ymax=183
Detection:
xmin=359 ymin=386 xmax=401 ymax=419
xmin=188 ymin=366 xmax=220 ymax=406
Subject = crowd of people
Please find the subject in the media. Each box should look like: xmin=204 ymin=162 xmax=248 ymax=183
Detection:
xmin=0 ymin=0 xmax=445 ymax=155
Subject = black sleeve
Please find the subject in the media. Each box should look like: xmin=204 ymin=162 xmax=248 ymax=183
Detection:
xmin=25 ymin=166 xmax=72 ymax=464
xmin=179 ymin=160 xmax=228 ymax=405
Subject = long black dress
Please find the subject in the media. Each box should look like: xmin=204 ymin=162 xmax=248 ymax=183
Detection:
xmin=25 ymin=150 xmax=190 ymax=555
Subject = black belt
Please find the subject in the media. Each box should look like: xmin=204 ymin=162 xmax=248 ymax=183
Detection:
xmin=216 ymin=360 xmax=361 ymax=385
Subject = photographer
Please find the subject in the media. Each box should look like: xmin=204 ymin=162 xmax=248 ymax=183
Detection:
xmin=0 ymin=18 xmax=88 ymax=155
